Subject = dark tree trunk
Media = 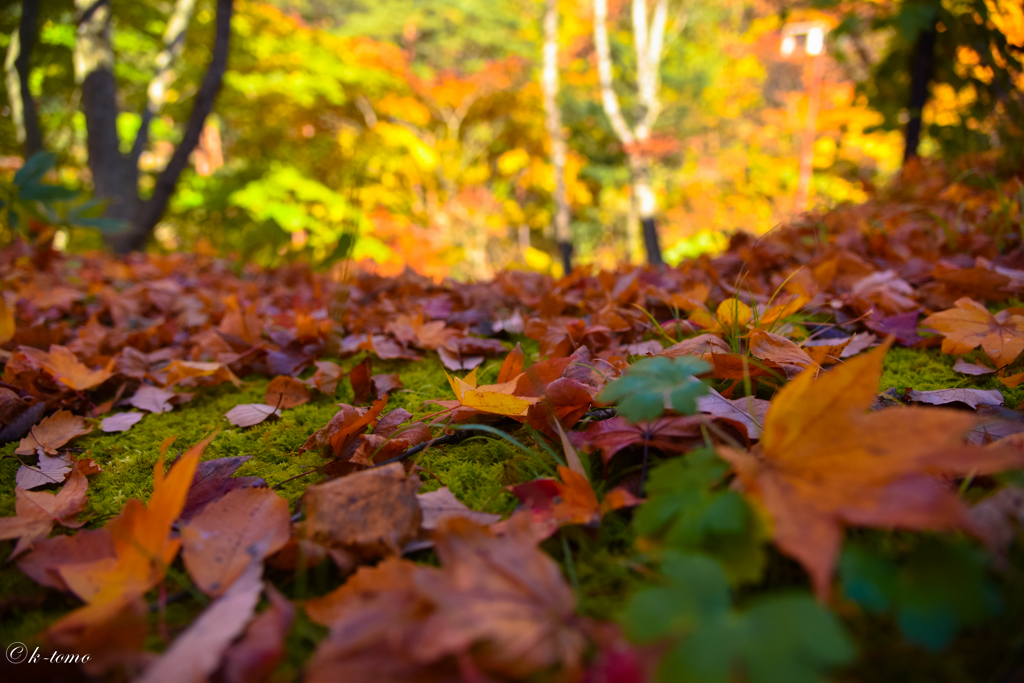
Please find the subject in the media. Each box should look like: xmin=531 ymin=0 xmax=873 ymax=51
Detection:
xmin=14 ymin=0 xmax=43 ymax=158
xmin=557 ymin=241 xmax=573 ymax=275
xmin=641 ymin=217 xmax=663 ymax=267
xmin=110 ymin=0 xmax=234 ymax=254
xmin=904 ymin=23 xmax=937 ymax=164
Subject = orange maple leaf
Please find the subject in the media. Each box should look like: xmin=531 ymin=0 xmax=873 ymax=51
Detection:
xmin=921 ymin=296 xmax=1024 ymax=366
xmin=49 ymin=433 xmax=217 ymax=634
xmin=21 ymin=345 xmax=115 ymax=391
xmin=718 ymin=340 xmax=1024 ymax=601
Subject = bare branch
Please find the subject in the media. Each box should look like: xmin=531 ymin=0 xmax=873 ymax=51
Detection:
xmin=131 ymin=0 xmax=199 ymax=167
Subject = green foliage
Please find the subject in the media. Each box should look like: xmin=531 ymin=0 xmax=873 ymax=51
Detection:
xmin=634 ymin=449 xmax=767 ymax=584
xmin=622 ymin=551 xmax=854 ymax=683
xmin=839 ymin=539 xmax=1003 ymax=652
xmin=0 ymin=152 xmax=123 ymax=241
xmin=599 ymin=356 xmax=709 ymax=422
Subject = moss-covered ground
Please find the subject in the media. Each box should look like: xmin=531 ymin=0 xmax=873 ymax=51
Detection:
xmin=2 ymin=343 xmax=1022 ymax=679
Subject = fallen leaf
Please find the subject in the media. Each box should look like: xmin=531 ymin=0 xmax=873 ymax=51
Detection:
xmin=570 ymin=415 xmax=704 ymax=464
xmin=50 ymin=434 xmax=215 ymax=635
xmin=15 ymin=410 xmax=93 ymax=457
xmin=349 ymin=357 xmax=373 ymax=404
xmin=371 ymin=373 xmax=403 ymax=398
xmin=749 ymin=329 xmax=819 ymax=377
xmin=307 ymin=360 xmax=344 ymax=394
xmin=696 ymin=388 xmax=771 ymax=439
xmin=129 ymin=385 xmax=176 ymax=413
xmin=303 ymin=462 xmax=422 ymax=560
xmin=17 ymin=529 xmax=115 ymax=591
xmin=137 ymin=561 xmax=264 ymax=683
xmin=218 ymin=583 xmax=295 ymax=683
xmin=0 ymin=293 xmax=15 ymax=343
xmin=100 ymin=411 xmax=144 ymax=433
xmin=509 ymin=466 xmax=638 ymax=528
xmin=412 ymin=516 xmax=587 ymax=678
xmin=16 ymin=452 xmax=73 ymax=489
xmin=265 ymin=375 xmax=311 ymax=409
xmin=163 ymin=360 xmax=243 ymax=388
xmin=718 ymin=341 xmax=1024 ymax=601
xmin=225 ymin=404 xmax=281 ymax=428
xmin=182 ymin=487 xmax=291 ymax=597
xmin=0 ymin=463 xmax=88 ymax=557
xmin=660 ymin=334 xmax=731 ymax=360
xmin=299 ymin=398 xmax=388 ymax=458
xmin=953 ymin=359 xmax=997 ymax=375
xmin=180 ymin=455 xmax=267 ymax=522
xmin=921 ymin=297 xmax=1024 ymax=366
xmin=21 ymin=345 xmax=115 ymax=391
xmin=907 ymin=388 xmax=1004 ymax=409
xmin=417 ymin=487 xmax=501 ymax=529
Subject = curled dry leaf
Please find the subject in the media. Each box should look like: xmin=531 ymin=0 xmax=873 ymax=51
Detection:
xmin=129 ymin=385 xmax=176 ymax=414
xmin=509 ymin=466 xmax=640 ymax=529
xmin=907 ymin=388 xmax=1004 ymax=409
xmin=182 ymin=487 xmax=290 ymax=597
xmin=0 ymin=463 xmax=88 ymax=557
xmin=749 ymin=329 xmax=819 ymax=377
xmin=16 ymin=410 xmax=93 ymax=457
xmin=265 ymin=375 xmax=311 ymax=409
xmin=300 ymin=397 xmax=388 ymax=458
xmin=303 ymin=462 xmax=422 ymax=560
xmin=16 ymin=452 xmax=73 ymax=489
xmin=163 ymin=359 xmax=244 ymax=389
xmin=225 ymin=404 xmax=281 ymax=428
xmin=100 ymin=411 xmax=144 ymax=433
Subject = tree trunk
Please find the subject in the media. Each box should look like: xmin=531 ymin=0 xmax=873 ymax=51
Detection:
xmin=542 ymin=0 xmax=572 ymax=274
xmin=904 ymin=22 xmax=937 ymax=164
xmin=75 ymin=0 xmax=137 ymax=224
xmin=110 ymin=0 xmax=234 ymax=253
xmin=5 ymin=0 xmax=44 ymax=158
xmin=629 ymin=153 xmax=663 ymax=266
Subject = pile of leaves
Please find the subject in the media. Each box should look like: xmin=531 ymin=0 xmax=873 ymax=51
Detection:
xmin=1 ymin=163 xmax=1024 ymax=682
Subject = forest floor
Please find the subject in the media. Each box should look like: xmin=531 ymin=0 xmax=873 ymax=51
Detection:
xmin=1 ymin=162 xmax=1024 ymax=682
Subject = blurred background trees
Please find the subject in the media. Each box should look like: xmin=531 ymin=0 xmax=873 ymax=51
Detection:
xmin=0 ymin=0 xmax=1021 ymax=277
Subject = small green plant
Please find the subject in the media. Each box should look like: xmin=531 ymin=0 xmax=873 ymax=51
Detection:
xmin=0 ymin=152 xmax=122 ymax=242
xmin=598 ymin=356 xmax=709 ymax=422
xmin=621 ymin=551 xmax=854 ymax=683
xmin=633 ymin=449 xmax=767 ymax=585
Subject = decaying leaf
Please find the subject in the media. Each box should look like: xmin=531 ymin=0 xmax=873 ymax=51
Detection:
xmin=129 ymin=385 xmax=176 ymax=414
xmin=907 ymin=388 xmax=1004 ymax=409
xmin=182 ymin=487 xmax=290 ymax=597
xmin=303 ymin=462 xmax=422 ymax=560
xmin=16 ymin=452 xmax=73 ymax=489
xmin=180 ymin=455 xmax=267 ymax=522
xmin=0 ymin=463 xmax=88 ymax=557
xmin=100 ymin=411 xmax=144 ymax=433
xmin=265 ymin=375 xmax=311 ymax=409
xmin=225 ymin=403 xmax=281 ymax=427
xmin=137 ymin=561 xmax=264 ymax=683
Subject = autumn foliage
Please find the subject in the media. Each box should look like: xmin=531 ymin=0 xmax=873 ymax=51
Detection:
xmin=1 ymin=165 xmax=1024 ymax=680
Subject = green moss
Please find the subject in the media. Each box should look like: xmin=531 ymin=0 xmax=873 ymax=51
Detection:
xmin=879 ymin=346 xmax=1024 ymax=407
